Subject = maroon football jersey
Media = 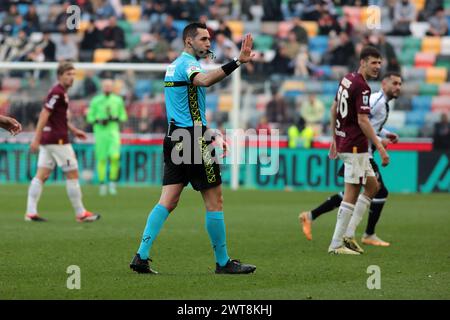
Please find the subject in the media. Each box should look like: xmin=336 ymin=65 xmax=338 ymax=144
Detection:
xmin=334 ymin=72 xmax=371 ymax=153
xmin=40 ymin=83 xmax=69 ymax=145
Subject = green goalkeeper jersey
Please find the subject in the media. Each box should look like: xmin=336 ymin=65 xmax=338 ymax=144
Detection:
xmin=87 ymin=93 xmax=127 ymax=133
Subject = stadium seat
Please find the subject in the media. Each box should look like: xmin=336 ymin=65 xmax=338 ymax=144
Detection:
xmin=218 ymin=94 xmax=233 ymax=112
xmin=309 ymin=36 xmax=328 ymax=55
xmin=402 ymin=67 xmax=426 ymax=81
xmin=305 ymin=81 xmax=322 ymax=93
xmin=426 ymin=67 xmax=448 ymax=84
xmin=385 ymin=110 xmax=406 ymax=128
xmin=75 ymin=69 xmax=85 ymax=81
xmin=440 ymin=37 xmax=450 ymax=54
xmin=410 ymin=22 xmax=430 ymax=38
xmin=255 ymin=22 xmax=275 ymax=37
xmin=397 ymin=125 xmax=420 ymax=137
xmin=411 ymin=96 xmax=432 ymax=111
xmin=277 ymin=21 xmax=293 ymax=38
xmin=414 ymin=52 xmax=436 ymax=67
xmin=132 ymin=20 xmax=151 ymax=33
xmin=387 ymin=36 xmax=404 ymax=55
xmin=402 ymin=37 xmax=422 ymax=51
xmin=393 ymin=96 xmax=412 ymax=111
xmin=315 ymin=65 xmax=333 ymax=79
xmin=122 ymin=5 xmax=141 ymax=22
xmin=227 ymin=21 xmax=244 ymax=42
xmin=117 ymin=20 xmax=133 ymax=34
xmin=172 ymin=20 xmax=188 ymax=34
xmin=282 ymin=80 xmax=305 ymax=92
xmin=134 ymin=79 xmax=152 ymax=99
xmin=29 ymin=32 xmax=43 ymax=43
xmin=411 ymin=0 xmax=426 ymax=11
xmin=343 ymin=6 xmax=362 ymax=27
xmin=17 ymin=3 xmax=29 ymax=16
xmin=152 ymin=80 xmax=165 ymax=95
xmin=431 ymin=96 xmax=450 ymax=113
xmin=300 ymin=21 xmax=318 ymax=37
xmin=436 ymin=54 xmax=450 ymax=68
xmin=253 ymin=34 xmax=274 ymax=51
xmin=406 ymin=110 xmax=427 ymax=126
xmin=77 ymin=20 xmax=91 ymax=34
xmin=422 ymin=37 xmax=441 ymax=54
xmin=93 ymin=49 xmax=114 ymax=63
xmin=438 ymin=82 xmax=450 ymax=95
xmin=418 ymin=83 xmax=439 ymax=96
xmin=448 ymin=16 xmax=450 ymax=35
xmin=321 ymin=95 xmax=335 ymax=109
xmin=398 ymin=49 xmax=418 ymax=66
xmin=321 ymin=81 xmax=338 ymax=94
xmin=206 ymin=94 xmax=219 ymax=112
xmin=126 ymin=33 xmax=141 ymax=49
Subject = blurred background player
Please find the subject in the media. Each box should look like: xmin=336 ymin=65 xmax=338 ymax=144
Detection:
xmin=0 ymin=115 xmax=22 ymax=135
xmin=300 ymin=72 xmax=403 ymax=248
xmin=327 ymin=46 xmax=390 ymax=255
xmin=129 ymin=23 xmax=256 ymax=275
xmin=87 ymin=79 xmax=127 ymax=196
xmin=25 ymin=62 xmax=100 ymax=223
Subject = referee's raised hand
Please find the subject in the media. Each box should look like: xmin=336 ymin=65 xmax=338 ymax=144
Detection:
xmin=238 ymin=34 xmax=255 ymax=63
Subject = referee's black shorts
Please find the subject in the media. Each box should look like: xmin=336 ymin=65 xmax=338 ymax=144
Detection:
xmin=338 ymin=158 xmax=385 ymax=187
xmin=162 ymin=125 xmax=222 ymax=191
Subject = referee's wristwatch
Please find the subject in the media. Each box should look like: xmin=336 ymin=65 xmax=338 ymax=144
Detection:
xmin=234 ymin=57 xmax=242 ymax=66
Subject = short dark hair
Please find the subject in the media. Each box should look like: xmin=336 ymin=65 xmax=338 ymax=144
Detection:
xmin=382 ymin=71 xmax=402 ymax=80
xmin=360 ymin=46 xmax=382 ymax=60
xmin=57 ymin=61 xmax=74 ymax=76
xmin=183 ymin=22 xmax=207 ymax=42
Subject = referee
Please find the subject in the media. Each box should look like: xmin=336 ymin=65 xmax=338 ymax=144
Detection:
xmin=130 ymin=23 xmax=256 ymax=274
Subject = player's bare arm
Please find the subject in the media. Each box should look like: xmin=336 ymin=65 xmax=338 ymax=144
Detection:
xmin=328 ymin=100 xmax=338 ymax=159
xmin=0 ymin=115 xmax=22 ymax=136
xmin=30 ymin=108 xmax=51 ymax=153
xmin=193 ymin=34 xmax=255 ymax=87
xmin=358 ymin=113 xmax=389 ymax=166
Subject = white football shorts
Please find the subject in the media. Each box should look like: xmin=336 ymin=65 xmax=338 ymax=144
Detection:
xmin=338 ymin=152 xmax=375 ymax=185
xmin=37 ymin=144 xmax=78 ymax=172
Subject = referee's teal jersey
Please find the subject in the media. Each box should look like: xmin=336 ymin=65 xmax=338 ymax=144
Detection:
xmin=164 ymin=52 xmax=207 ymax=127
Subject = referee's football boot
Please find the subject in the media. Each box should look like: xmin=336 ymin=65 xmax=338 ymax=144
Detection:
xmin=130 ymin=253 xmax=158 ymax=274
xmin=215 ymin=259 xmax=256 ymax=274
xmin=343 ymin=236 xmax=364 ymax=254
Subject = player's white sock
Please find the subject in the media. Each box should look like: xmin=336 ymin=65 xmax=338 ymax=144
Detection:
xmin=345 ymin=194 xmax=371 ymax=238
xmin=26 ymin=177 xmax=43 ymax=214
xmin=66 ymin=179 xmax=85 ymax=216
xmin=330 ymin=202 xmax=355 ymax=249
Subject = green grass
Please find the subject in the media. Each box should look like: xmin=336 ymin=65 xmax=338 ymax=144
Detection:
xmin=0 ymin=185 xmax=449 ymax=300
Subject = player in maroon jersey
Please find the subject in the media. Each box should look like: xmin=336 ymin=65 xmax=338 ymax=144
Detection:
xmin=0 ymin=115 xmax=22 ymax=135
xmin=25 ymin=62 xmax=100 ymax=222
xmin=327 ymin=46 xmax=389 ymax=254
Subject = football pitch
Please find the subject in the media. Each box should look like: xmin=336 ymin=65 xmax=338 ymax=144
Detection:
xmin=0 ymin=185 xmax=449 ymax=300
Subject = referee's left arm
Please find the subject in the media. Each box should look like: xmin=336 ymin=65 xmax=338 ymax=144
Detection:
xmin=192 ymin=34 xmax=255 ymax=87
